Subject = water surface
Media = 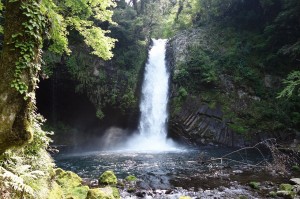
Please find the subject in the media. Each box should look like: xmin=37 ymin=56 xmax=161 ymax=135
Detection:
xmin=54 ymin=146 xmax=267 ymax=189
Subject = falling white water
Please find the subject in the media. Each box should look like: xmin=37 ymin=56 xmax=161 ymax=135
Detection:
xmin=124 ymin=39 xmax=177 ymax=151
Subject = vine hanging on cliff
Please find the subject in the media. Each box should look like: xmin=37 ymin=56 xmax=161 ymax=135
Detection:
xmin=10 ymin=1 xmax=46 ymax=98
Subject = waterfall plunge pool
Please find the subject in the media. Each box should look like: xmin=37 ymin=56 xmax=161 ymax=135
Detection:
xmin=53 ymin=146 xmax=273 ymax=190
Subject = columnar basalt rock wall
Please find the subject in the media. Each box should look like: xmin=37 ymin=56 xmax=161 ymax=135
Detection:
xmin=166 ymin=28 xmax=296 ymax=147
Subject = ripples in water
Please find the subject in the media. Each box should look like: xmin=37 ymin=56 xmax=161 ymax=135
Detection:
xmin=54 ymin=146 xmax=269 ymax=189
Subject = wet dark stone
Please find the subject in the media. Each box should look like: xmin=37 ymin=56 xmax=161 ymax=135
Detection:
xmin=136 ymin=191 xmax=146 ymax=197
xmin=127 ymin=188 xmax=136 ymax=193
xmin=218 ymin=186 xmax=226 ymax=192
xmin=165 ymin=189 xmax=172 ymax=194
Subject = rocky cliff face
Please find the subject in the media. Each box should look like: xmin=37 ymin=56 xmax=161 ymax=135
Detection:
xmin=169 ymin=97 xmax=245 ymax=147
xmin=166 ymin=28 xmax=296 ymax=147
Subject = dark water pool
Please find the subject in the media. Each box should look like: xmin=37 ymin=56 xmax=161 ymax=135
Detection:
xmin=53 ymin=146 xmax=270 ymax=189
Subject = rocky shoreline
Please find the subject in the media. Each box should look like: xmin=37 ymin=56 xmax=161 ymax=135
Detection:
xmin=83 ymin=166 xmax=300 ymax=199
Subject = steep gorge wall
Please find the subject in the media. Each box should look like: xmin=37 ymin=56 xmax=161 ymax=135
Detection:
xmin=166 ymin=28 xmax=297 ymax=147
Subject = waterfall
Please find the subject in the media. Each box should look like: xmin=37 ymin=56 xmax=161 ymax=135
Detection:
xmin=139 ymin=39 xmax=169 ymax=139
xmin=125 ymin=39 xmax=176 ymax=151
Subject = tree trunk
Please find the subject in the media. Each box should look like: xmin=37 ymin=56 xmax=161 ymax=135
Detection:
xmin=140 ymin=0 xmax=145 ymax=14
xmin=0 ymin=0 xmax=42 ymax=153
xmin=175 ymin=0 xmax=184 ymax=22
xmin=132 ymin=0 xmax=139 ymax=14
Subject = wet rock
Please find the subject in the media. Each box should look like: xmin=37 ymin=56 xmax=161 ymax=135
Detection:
xmin=127 ymin=187 xmax=136 ymax=193
xmin=276 ymin=183 xmax=296 ymax=199
xmin=249 ymin=182 xmax=260 ymax=189
xmin=165 ymin=189 xmax=173 ymax=194
xmin=269 ymin=191 xmax=277 ymax=197
xmin=218 ymin=186 xmax=226 ymax=192
xmin=90 ymin=179 xmax=99 ymax=187
xmin=230 ymin=181 xmax=239 ymax=186
xmin=290 ymin=178 xmax=300 ymax=185
xmin=232 ymin=170 xmax=243 ymax=174
xmin=276 ymin=190 xmax=295 ymax=199
xmin=99 ymin=170 xmax=117 ymax=186
xmin=266 ymin=181 xmax=274 ymax=186
xmin=293 ymin=185 xmax=300 ymax=194
xmin=147 ymin=191 xmax=154 ymax=197
xmin=87 ymin=187 xmax=118 ymax=199
xmin=125 ymin=175 xmax=137 ymax=182
xmin=179 ymin=196 xmax=192 ymax=199
xmin=136 ymin=191 xmax=146 ymax=197
xmin=280 ymin=183 xmax=293 ymax=191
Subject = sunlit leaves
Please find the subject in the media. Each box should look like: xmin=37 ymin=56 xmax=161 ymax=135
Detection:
xmin=89 ymin=0 xmax=116 ymax=22
xmin=67 ymin=17 xmax=116 ymax=60
xmin=0 ymin=2 xmax=3 ymax=34
xmin=39 ymin=0 xmax=116 ymax=59
xmin=41 ymin=1 xmax=70 ymax=54
xmin=80 ymin=27 xmax=116 ymax=60
xmin=278 ymin=71 xmax=300 ymax=98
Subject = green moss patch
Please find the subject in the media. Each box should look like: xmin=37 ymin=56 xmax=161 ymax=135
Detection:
xmin=249 ymin=181 xmax=260 ymax=189
xmin=54 ymin=168 xmax=89 ymax=199
xmin=179 ymin=196 xmax=192 ymax=199
xmin=99 ymin=170 xmax=117 ymax=186
xmin=125 ymin=175 xmax=137 ymax=182
xmin=279 ymin=183 xmax=293 ymax=191
xmin=87 ymin=187 xmax=119 ymax=199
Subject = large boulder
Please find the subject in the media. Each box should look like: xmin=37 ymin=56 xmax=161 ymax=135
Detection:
xmin=86 ymin=187 xmax=119 ymax=199
xmin=86 ymin=188 xmax=113 ymax=199
xmin=53 ymin=168 xmax=89 ymax=199
xmin=99 ymin=170 xmax=117 ymax=186
xmin=290 ymin=178 xmax=300 ymax=185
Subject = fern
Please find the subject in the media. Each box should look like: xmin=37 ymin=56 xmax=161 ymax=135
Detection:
xmin=0 ymin=167 xmax=34 ymax=198
xmin=0 ymin=114 xmax=54 ymax=199
xmin=278 ymin=71 xmax=300 ymax=98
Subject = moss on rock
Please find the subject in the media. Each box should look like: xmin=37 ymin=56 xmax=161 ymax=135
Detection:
xmin=54 ymin=168 xmax=89 ymax=199
xmin=99 ymin=170 xmax=117 ymax=186
xmin=87 ymin=187 xmax=119 ymax=199
xmin=249 ymin=181 xmax=260 ymax=189
xmin=111 ymin=187 xmax=120 ymax=199
xmin=277 ymin=183 xmax=296 ymax=199
xmin=179 ymin=196 xmax=192 ymax=199
xmin=269 ymin=191 xmax=277 ymax=197
xmin=48 ymin=182 xmax=64 ymax=199
xmin=279 ymin=183 xmax=293 ymax=191
xmin=125 ymin=175 xmax=137 ymax=182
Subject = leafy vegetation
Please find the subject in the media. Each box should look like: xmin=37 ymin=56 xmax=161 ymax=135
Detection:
xmin=0 ymin=0 xmax=300 ymax=196
xmin=0 ymin=115 xmax=53 ymax=198
xmin=168 ymin=0 xmax=300 ymax=136
xmin=42 ymin=0 xmax=150 ymax=119
xmin=0 ymin=0 xmax=119 ymax=197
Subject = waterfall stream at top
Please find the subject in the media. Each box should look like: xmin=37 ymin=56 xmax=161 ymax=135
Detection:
xmin=124 ymin=39 xmax=177 ymax=151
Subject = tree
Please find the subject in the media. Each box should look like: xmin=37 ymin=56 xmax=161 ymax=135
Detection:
xmin=0 ymin=0 xmax=116 ymax=153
